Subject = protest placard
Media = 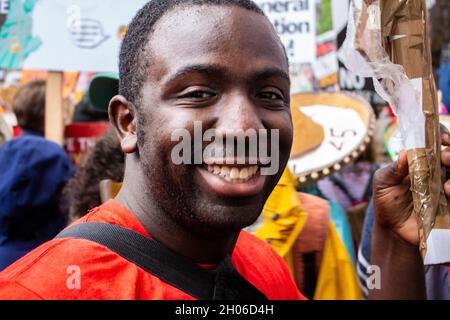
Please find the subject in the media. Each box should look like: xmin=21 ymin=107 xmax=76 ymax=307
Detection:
xmin=254 ymin=0 xmax=316 ymax=64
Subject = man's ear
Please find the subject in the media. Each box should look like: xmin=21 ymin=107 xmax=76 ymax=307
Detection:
xmin=109 ymin=95 xmax=138 ymax=154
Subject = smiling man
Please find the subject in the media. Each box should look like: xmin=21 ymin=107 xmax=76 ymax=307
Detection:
xmin=1 ymin=0 xmax=447 ymax=301
xmin=0 ymin=0 xmax=303 ymax=300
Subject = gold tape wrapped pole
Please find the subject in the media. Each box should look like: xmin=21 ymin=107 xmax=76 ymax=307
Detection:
xmin=380 ymin=0 xmax=450 ymax=260
xmin=407 ymin=149 xmax=437 ymax=257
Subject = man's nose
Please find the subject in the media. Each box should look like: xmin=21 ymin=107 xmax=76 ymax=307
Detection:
xmin=215 ymin=93 xmax=264 ymax=134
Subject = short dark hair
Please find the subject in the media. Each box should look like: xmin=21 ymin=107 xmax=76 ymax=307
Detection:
xmin=12 ymin=80 xmax=46 ymax=134
xmin=119 ymin=0 xmax=266 ymax=107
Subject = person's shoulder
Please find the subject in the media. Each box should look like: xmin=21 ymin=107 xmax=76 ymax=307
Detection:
xmin=233 ymin=230 xmax=285 ymax=267
xmin=0 ymin=239 xmax=71 ymax=299
xmin=1 ymin=134 xmax=69 ymax=163
xmin=232 ymin=231 xmax=306 ymax=300
xmin=0 ymin=202 xmax=149 ymax=300
xmin=0 ymin=279 xmax=44 ymax=299
xmin=73 ymin=199 xmax=150 ymax=236
xmin=0 ymin=235 xmax=134 ymax=299
xmin=24 ymin=135 xmax=68 ymax=157
xmin=235 ymin=229 xmax=271 ymax=250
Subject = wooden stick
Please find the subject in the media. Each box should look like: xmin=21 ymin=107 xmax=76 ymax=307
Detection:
xmin=45 ymin=72 xmax=64 ymax=145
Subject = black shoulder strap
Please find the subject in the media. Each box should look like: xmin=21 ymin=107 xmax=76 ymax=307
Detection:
xmin=56 ymin=222 xmax=214 ymax=299
xmin=55 ymin=222 xmax=267 ymax=300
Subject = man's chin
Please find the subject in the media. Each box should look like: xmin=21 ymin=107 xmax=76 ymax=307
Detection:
xmin=186 ymin=201 xmax=264 ymax=237
xmin=185 ymin=168 xmax=277 ymax=236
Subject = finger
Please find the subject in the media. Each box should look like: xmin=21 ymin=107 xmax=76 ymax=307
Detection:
xmin=374 ymin=151 xmax=409 ymax=188
xmin=397 ymin=150 xmax=409 ymax=178
xmin=445 ymin=180 xmax=450 ymax=197
xmin=440 ymin=123 xmax=450 ymax=146
xmin=441 ymin=147 xmax=450 ymax=167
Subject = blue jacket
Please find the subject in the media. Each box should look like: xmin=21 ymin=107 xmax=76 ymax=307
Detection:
xmin=439 ymin=61 xmax=450 ymax=110
xmin=0 ymin=132 xmax=74 ymax=270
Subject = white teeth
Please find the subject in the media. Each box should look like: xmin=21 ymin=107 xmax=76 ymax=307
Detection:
xmin=230 ymin=168 xmax=240 ymax=179
xmin=220 ymin=166 xmax=230 ymax=176
xmin=239 ymin=168 xmax=248 ymax=179
xmin=205 ymin=165 xmax=259 ymax=182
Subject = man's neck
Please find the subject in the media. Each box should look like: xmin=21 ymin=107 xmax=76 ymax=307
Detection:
xmin=116 ymin=171 xmax=240 ymax=264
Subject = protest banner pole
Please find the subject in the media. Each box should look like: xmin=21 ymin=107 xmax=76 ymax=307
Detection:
xmin=45 ymin=71 xmax=64 ymax=145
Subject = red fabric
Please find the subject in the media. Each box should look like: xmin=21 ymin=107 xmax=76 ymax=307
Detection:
xmin=0 ymin=199 xmax=305 ymax=300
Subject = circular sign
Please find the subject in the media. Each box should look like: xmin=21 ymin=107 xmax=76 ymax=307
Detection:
xmin=288 ymin=92 xmax=375 ymax=185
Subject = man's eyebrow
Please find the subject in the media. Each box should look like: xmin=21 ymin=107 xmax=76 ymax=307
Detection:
xmin=164 ymin=64 xmax=290 ymax=84
xmin=165 ymin=64 xmax=230 ymax=84
xmin=251 ymin=68 xmax=291 ymax=84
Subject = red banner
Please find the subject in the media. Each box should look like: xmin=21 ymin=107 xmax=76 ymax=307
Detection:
xmin=64 ymin=122 xmax=110 ymax=166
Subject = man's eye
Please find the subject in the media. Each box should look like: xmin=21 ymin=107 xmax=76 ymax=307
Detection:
xmin=180 ymin=91 xmax=215 ymax=99
xmin=257 ymin=91 xmax=284 ymax=101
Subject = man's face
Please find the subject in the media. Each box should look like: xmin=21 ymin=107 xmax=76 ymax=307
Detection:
xmin=136 ymin=5 xmax=293 ymax=237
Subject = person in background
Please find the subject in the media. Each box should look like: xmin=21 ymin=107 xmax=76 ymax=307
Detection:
xmin=65 ymin=127 xmax=124 ymax=222
xmin=71 ymin=73 xmax=119 ymax=123
xmin=71 ymin=95 xmax=109 ymax=123
xmin=439 ymin=60 xmax=450 ymax=112
xmin=65 ymin=73 xmax=124 ymax=222
xmin=12 ymin=81 xmax=46 ymax=135
xmin=0 ymin=80 xmax=74 ymax=271
xmin=431 ymin=0 xmax=450 ymax=74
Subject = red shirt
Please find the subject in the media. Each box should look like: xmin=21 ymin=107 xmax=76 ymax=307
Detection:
xmin=0 ymin=200 xmax=305 ymax=300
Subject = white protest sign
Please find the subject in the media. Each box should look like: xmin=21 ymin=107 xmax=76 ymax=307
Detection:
xmin=254 ymin=0 xmax=316 ymax=64
xmin=1 ymin=0 xmax=317 ymax=72
xmin=0 ymin=0 xmax=147 ymax=72
xmin=0 ymin=0 xmax=9 ymax=14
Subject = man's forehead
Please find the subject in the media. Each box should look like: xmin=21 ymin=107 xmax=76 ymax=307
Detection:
xmin=150 ymin=4 xmax=271 ymax=39
xmin=146 ymin=5 xmax=288 ymax=81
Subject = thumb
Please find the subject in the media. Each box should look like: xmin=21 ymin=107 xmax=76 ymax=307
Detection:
xmin=375 ymin=151 xmax=409 ymax=188
xmin=396 ymin=150 xmax=409 ymax=179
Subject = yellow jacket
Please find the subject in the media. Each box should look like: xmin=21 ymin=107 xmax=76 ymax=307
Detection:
xmin=255 ymin=169 xmax=362 ymax=300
